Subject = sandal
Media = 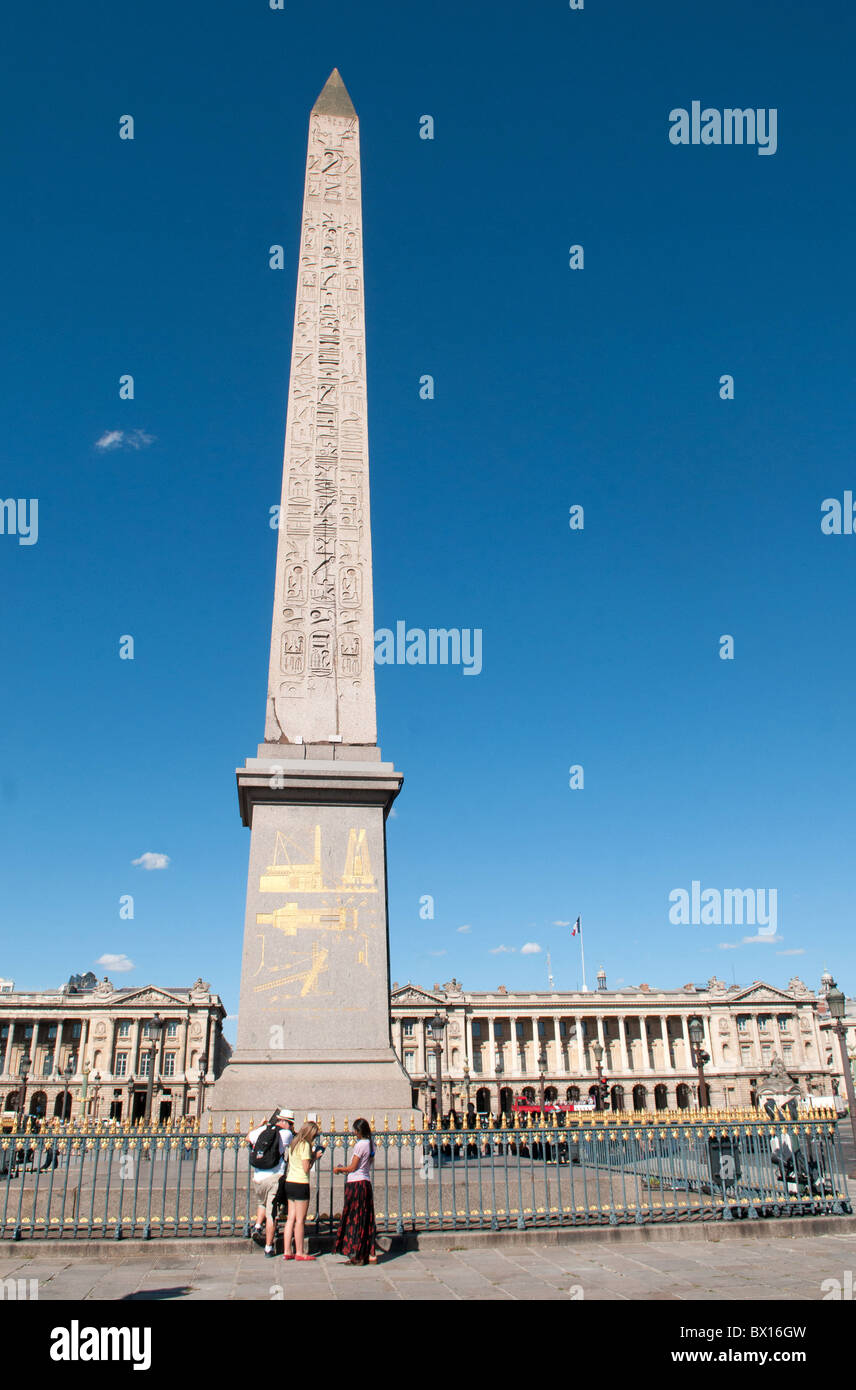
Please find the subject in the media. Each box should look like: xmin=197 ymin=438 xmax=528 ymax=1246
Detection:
xmin=283 ymin=1253 xmax=295 ymax=1260
xmin=295 ymin=1253 xmax=316 ymax=1261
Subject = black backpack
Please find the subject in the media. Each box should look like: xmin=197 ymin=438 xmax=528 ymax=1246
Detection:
xmin=249 ymin=1125 xmax=282 ymax=1171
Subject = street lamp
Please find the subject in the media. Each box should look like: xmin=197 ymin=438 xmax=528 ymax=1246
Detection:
xmin=428 ymin=1012 xmax=446 ymax=1127
xmin=592 ymin=1041 xmax=604 ymax=1110
xmin=56 ymin=1057 xmax=74 ymax=1124
xmin=16 ymin=1054 xmax=31 ymax=1127
xmin=462 ymin=1061 xmax=470 ymax=1111
xmin=688 ymin=1018 xmax=710 ymax=1109
xmin=826 ymin=982 xmax=856 ymax=1149
xmin=144 ymin=1014 xmax=165 ymax=1124
xmin=495 ymin=1052 xmax=504 ymax=1120
xmin=196 ymin=1054 xmax=208 ymax=1120
xmin=538 ymin=1049 xmax=548 ymax=1109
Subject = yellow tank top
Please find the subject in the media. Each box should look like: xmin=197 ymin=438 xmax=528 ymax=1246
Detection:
xmin=286 ymin=1140 xmax=311 ymax=1184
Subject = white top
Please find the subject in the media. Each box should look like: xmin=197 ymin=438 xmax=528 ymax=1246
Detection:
xmin=347 ymin=1138 xmax=375 ymax=1183
xmin=247 ymin=1124 xmax=291 ymax=1181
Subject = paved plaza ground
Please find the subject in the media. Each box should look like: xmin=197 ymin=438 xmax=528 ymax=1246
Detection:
xmin=4 ymin=1225 xmax=856 ymax=1301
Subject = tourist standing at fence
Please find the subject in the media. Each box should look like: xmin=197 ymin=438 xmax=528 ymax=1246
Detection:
xmin=333 ymin=1117 xmax=378 ymax=1266
xmin=247 ymin=1108 xmax=294 ymax=1257
xmin=282 ymin=1119 xmax=323 ymax=1261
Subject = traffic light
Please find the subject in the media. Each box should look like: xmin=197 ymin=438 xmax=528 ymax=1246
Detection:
xmin=599 ymin=1079 xmax=610 ymax=1110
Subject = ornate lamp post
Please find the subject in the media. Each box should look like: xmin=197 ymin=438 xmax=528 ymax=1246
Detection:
xmin=144 ymin=1013 xmax=165 ymax=1124
xmin=56 ymin=1057 xmax=74 ymax=1124
xmin=462 ymin=1061 xmax=470 ymax=1109
xmin=538 ymin=1049 xmax=547 ymax=1109
xmin=826 ymin=982 xmax=856 ymax=1148
xmin=688 ymin=1018 xmax=710 ymax=1109
xmin=592 ymin=1041 xmax=604 ymax=1110
xmin=16 ymin=1054 xmax=31 ymax=1127
xmin=428 ymin=1012 xmax=447 ymax=1127
xmin=196 ymin=1054 xmax=208 ymax=1120
xmin=495 ymin=1052 xmax=504 ymax=1119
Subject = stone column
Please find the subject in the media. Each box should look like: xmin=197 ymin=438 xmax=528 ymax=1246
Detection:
xmin=681 ymin=1015 xmax=692 ymax=1071
xmin=575 ymin=1015 xmax=587 ymax=1073
xmin=660 ymin=1016 xmax=675 ymax=1070
xmin=552 ymin=1016 xmax=562 ymax=1074
xmin=465 ymin=1015 xmax=473 ymax=1070
xmin=619 ymin=1017 xmax=630 ymax=1072
xmin=509 ymin=1014 xmax=519 ymax=1080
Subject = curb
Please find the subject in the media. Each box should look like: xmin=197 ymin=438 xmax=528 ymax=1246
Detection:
xmin=2 ymin=1214 xmax=855 ymax=1261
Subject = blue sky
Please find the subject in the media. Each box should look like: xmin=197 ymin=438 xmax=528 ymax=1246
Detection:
xmin=2 ymin=0 xmax=855 ymax=1034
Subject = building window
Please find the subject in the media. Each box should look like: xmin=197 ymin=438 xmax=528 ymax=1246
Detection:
xmin=402 ymin=1021 xmax=414 ymax=1037
xmin=737 ymin=1016 xmax=749 ymax=1033
xmin=782 ymin=1044 xmax=793 ymax=1062
xmin=404 ymin=1052 xmax=415 ymax=1070
xmin=777 ymin=1015 xmax=791 ymax=1033
xmin=162 ymin=1054 xmax=176 ymax=1077
xmin=518 ymin=1053 xmax=527 ymax=1073
xmin=139 ymin=1053 xmax=151 ymax=1077
xmin=537 ymin=1021 xmax=545 ymax=1038
xmin=472 ymin=1020 xmax=481 ymax=1038
xmin=118 ymin=1022 xmax=131 ymax=1038
xmin=42 ymin=1054 xmax=53 ymax=1076
xmin=559 ymin=1020 xmax=568 ymax=1037
xmin=740 ymin=1045 xmax=752 ymax=1064
xmin=494 ymin=1023 xmax=503 ymax=1040
xmin=757 ymin=1015 xmax=771 ymax=1032
xmin=47 ymin=1026 xmax=57 ymax=1042
xmin=516 ymin=1022 xmax=524 ymax=1040
xmin=472 ymin=1055 xmax=482 ymax=1074
xmin=166 ymin=1022 xmax=178 ymax=1039
xmin=70 ymin=1023 xmax=81 ymax=1040
xmin=761 ymin=1045 xmax=772 ymax=1063
xmin=115 ymin=1054 xmax=128 ymax=1077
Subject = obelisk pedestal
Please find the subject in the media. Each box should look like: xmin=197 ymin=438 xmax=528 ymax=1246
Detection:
xmin=206 ymin=71 xmax=417 ymax=1129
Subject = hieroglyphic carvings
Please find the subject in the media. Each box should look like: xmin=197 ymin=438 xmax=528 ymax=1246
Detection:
xmin=265 ymin=71 xmax=377 ymax=744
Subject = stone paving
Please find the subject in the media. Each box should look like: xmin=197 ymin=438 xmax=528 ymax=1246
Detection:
xmin=3 ymin=1229 xmax=856 ymax=1300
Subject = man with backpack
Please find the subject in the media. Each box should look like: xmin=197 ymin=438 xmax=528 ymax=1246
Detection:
xmin=246 ymin=1108 xmax=294 ymax=1257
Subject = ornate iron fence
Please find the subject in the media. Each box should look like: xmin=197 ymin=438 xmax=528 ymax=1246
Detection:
xmin=0 ymin=1112 xmax=850 ymax=1241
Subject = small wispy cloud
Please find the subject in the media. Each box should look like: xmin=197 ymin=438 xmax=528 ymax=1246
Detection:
xmin=456 ymin=924 xmax=471 ymax=934
xmin=521 ymin=942 xmax=542 ymax=955
xmin=428 ymin=949 xmax=447 ymax=957
xmin=96 ymin=953 xmax=134 ymax=973
xmin=718 ymin=942 xmax=741 ymax=950
xmin=132 ymin=851 xmax=170 ymax=870
xmin=95 ymin=429 xmax=155 ymax=451
xmin=489 ymin=945 xmax=516 ymax=955
xmin=776 ymin=948 xmax=805 ymax=956
xmin=742 ymin=934 xmax=782 ymax=945
xmin=552 ymin=920 xmax=570 ymax=927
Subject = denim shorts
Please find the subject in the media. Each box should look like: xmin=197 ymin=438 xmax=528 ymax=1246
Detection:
xmin=282 ymin=1181 xmax=310 ymax=1202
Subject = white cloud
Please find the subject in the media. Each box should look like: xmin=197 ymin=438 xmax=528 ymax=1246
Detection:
xmin=742 ymin=934 xmax=782 ymax=945
xmin=96 ymin=953 xmax=134 ymax=973
xmin=456 ymin=924 xmax=471 ymax=934
xmin=718 ymin=942 xmax=741 ymax=950
xmin=428 ymin=949 xmax=447 ymax=957
xmin=489 ymin=945 xmax=516 ymax=955
xmin=776 ymin=948 xmax=805 ymax=956
xmin=95 ymin=430 xmax=124 ymax=451
xmin=132 ymin=851 xmax=170 ymax=870
xmin=521 ymin=942 xmax=542 ymax=955
xmin=95 ymin=429 xmax=155 ymax=452
xmin=552 ymin=920 xmax=570 ymax=927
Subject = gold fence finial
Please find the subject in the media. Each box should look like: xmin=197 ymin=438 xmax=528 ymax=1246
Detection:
xmin=384 ymin=1114 xmax=389 ymax=1132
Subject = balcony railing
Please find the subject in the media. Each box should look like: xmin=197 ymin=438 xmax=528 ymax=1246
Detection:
xmin=0 ymin=1110 xmax=849 ymax=1241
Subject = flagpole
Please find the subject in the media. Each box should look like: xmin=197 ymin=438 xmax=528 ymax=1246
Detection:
xmin=580 ymin=927 xmax=588 ymax=992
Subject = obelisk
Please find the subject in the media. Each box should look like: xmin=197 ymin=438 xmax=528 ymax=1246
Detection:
xmin=208 ymin=71 xmax=415 ymax=1126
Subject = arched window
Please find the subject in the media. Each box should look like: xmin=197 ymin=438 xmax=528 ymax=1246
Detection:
xmin=499 ymin=1087 xmax=513 ymax=1115
xmin=676 ymin=1083 xmax=691 ymax=1109
xmin=475 ymin=1087 xmax=491 ymax=1114
xmin=566 ymin=1085 xmax=580 ymax=1102
xmin=29 ymin=1091 xmax=47 ymax=1118
xmin=610 ymin=1085 xmax=625 ymax=1112
xmin=522 ymin=1086 xmax=536 ymax=1102
xmin=632 ymin=1084 xmax=647 ymax=1111
xmin=5 ymin=1090 xmax=19 ymax=1113
xmin=654 ymin=1083 xmax=668 ymax=1111
xmin=544 ymin=1085 xmax=558 ymax=1102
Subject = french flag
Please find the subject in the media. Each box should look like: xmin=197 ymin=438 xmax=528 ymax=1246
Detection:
xmin=571 ymin=916 xmax=581 ymax=937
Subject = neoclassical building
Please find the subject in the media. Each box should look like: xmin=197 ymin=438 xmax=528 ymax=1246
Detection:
xmin=0 ymin=973 xmax=226 ymax=1123
xmin=390 ymin=972 xmax=843 ymax=1115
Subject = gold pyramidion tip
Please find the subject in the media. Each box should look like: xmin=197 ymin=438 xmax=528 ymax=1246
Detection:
xmin=312 ymin=68 xmax=357 ymax=118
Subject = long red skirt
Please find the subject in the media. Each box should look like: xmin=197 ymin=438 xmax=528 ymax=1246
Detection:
xmin=334 ymin=1180 xmax=376 ymax=1263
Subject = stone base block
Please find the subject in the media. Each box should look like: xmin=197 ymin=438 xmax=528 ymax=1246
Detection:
xmin=205 ymin=1053 xmax=419 ymax=1131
